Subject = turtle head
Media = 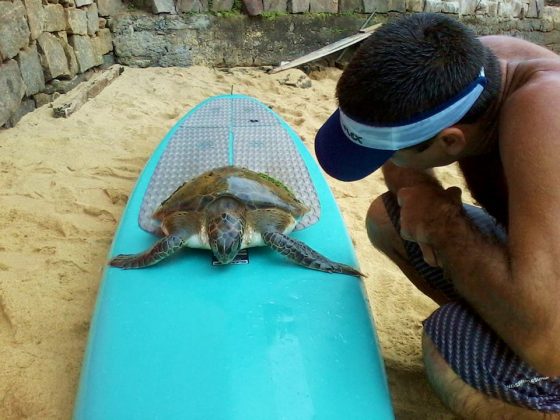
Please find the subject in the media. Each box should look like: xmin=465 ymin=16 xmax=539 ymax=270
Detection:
xmin=206 ymin=196 xmax=246 ymax=264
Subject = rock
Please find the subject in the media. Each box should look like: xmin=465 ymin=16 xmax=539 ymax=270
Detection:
xmin=45 ymin=73 xmax=86 ymax=94
xmin=338 ymin=0 xmax=362 ymax=12
xmin=498 ymin=1 xmax=512 ymax=16
xmin=59 ymin=36 xmax=80 ymax=77
xmin=75 ymin=0 xmax=93 ymax=6
xmin=112 ymin=29 xmax=192 ymax=67
xmin=309 ymin=0 xmax=337 ymax=12
xmin=91 ymin=38 xmax=106 ymax=66
xmin=5 ymin=99 xmax=35 ymax=128
xmin=33 ymin=92 xmax=53 ymax=108
xmin=101 ymin=53 xmax=115 ymax=69
xmin=527 ymin=0 xmax=544 ymax=18
xmin=277 ymin=70 xmax=312 ymax=89
xmin=99 ymin=17 xmax=107 ymax=29
xmin=406 ymin=0 xmax=424 ymax=12
xmin=65 ymin=8 xmax=88 ymax=35
xmin=0 ymin=0 xmax=31 ymax=61
xmin=512 ymin=0 xmax=524 ymax=17
xmin=23 ymin=0 xmax=45 ymax=40
xmin=242 ymin=0 xmax=263 ymax=14
xmin=37 ymin=32 xmax=71 ymax=80
xmin=85 ymin=3 xmax=99 ymax=35
xmin=363 ymin=0 xmax=388 ymax=13
xmin=288 ymin=0 xmax=308 ymax=11
xmin=424 ymin=0 xmax=443 ymax=12
xmin=93 ymin=28 xmax=113 ymax=55
xmin=459 ymin=0 xmax=477 ymax=14
xmin=16 ymin=44 xmax=46 ymax=96
xmin=544 ymin=29 xmax=560 ymax=44
xmin=57 ymin=30 xmax=68 ymax=43
xmin=97 ymin=0 xmax=123 ymax=16
xmin=0 ymin=60 xmax=26 ymax=127
xmin=69 ymin=35 xmax=97 ymax=72
xmin=212 ymin=0 xmax=233 ymax=10
xmin=151 ymin=0 xmax=177 ymax=13
xmin=387 ymin=0 xmax=405 ymax=11
xmin=176 ymin=0 xmax=209 ymax=12
xmin=482 ymin=0 xmax=498 ymax=16
xmin=44 ymin=4 xmax=66 ymax=32
xmin=442 ymin=0 xmax=459 ymax=13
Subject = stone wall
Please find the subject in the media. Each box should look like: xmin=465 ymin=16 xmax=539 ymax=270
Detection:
xmin=109 ymin=10 xmax=560 ymax=71
xmin=0 ymin=0 xmax=118 ymax=127
xmin=2 ymin=0 xmax=560 ymax=127
xmin=137 ymin=0 xmax=554 ymax=17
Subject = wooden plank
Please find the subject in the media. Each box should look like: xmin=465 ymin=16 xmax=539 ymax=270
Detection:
xmin=360 ymin=22 xmax=382 ymax=33
xmin=269 ymin=23 xmax=382 ymax=74
xmin=52 ymin=65 xmax=124 ymax=118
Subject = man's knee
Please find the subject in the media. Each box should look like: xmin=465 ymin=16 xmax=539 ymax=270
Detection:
xmin=365 ymin=192 xmax=399 ymax=253
xmin=422 ymin=332 xmax=555 ymax=419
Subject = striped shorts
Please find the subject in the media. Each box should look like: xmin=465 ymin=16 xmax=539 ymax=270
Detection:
xmin=382 ymin=192 xmax=560 ymax=412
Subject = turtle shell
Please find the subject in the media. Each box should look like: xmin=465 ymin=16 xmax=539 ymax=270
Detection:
xmin=153 ymin=166 xmax=309 ymax=221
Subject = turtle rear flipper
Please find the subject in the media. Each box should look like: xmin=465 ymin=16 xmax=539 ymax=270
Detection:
xmin=109 ymin=235 xmax=186 ymax=269
xmin=262 ymin=231 xmax=364 ymax=277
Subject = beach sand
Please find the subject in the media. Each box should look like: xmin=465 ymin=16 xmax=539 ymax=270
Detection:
xmin=0 ymin=66 xmax=467 ymax=419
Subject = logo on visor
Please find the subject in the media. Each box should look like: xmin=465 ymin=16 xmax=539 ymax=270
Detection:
xmin=342 ymin=123 xmax=363 ymax=145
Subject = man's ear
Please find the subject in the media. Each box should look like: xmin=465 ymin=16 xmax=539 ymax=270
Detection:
xmin=436 ymin=127 xmax=466 ymax=156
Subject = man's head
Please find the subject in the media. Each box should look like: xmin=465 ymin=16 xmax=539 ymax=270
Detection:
xmin=315 ymin=13 xmax=501 ymax=181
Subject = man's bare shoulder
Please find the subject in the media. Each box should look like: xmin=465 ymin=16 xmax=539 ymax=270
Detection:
xmin=480 ymin=35 xmax=560 ymax=61
xmin=500 ymin=68 xmax=560 ymax=145
xmin=499 ymin=68 xmax=560 ymax=181
xmin=501 ymin=63 xmax=560 ymax=118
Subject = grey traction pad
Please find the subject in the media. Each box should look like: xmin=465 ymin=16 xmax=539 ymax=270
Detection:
xmin=139 ymin=97 xmax=320 ymax=235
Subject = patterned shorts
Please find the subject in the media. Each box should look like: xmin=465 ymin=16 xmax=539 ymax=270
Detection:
xmin=382 ymin=192 xmax=560 ymax=412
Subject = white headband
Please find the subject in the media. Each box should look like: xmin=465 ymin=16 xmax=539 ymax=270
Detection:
xmin=339 ymin=68 xmax=487 ymax=150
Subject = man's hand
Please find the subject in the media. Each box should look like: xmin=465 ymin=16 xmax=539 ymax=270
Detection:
xmin=397 ymin=185 xmax=463 ymax=267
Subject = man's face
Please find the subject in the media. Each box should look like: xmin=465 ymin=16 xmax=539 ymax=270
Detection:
xmin=390 ymin=140 xmax=459 ymax=169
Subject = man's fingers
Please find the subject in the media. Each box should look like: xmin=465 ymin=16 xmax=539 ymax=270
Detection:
xmin=419 ymin=242 xmax=439 ymax=267
xmin=396 ymin=186 xmax=413 ymax=207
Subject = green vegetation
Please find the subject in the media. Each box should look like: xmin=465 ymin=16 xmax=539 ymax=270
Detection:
xmin=256 ymin=172 xmax=297 ymax=197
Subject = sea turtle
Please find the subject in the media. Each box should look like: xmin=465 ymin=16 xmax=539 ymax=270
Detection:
xmin=109 ymin=166 xmax=362 ymax=276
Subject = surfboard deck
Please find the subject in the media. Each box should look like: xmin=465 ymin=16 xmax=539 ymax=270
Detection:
xmin=74 ymin=95 xmax=394 ymax=419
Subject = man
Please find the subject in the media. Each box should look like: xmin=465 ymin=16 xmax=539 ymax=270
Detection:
xmin=314 ymin=12 xmax=560 ymax=418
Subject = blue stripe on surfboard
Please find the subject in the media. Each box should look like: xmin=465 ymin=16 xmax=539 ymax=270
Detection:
xmin=228 ymin=95 xmax=234 ymax=164
xmin=74 ymin=94 xmax=394 ymax=420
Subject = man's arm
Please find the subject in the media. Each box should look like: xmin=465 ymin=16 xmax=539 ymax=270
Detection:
xmin=399 ymin=75 xmax=560 ymax=376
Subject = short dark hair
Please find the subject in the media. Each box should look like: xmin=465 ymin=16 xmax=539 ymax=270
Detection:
xmin=336 ymin=13 xmax=501 ymax=125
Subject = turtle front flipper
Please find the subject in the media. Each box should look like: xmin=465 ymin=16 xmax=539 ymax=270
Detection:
xmin=109 ymin=235 xmax=186 ymax=269
xmin=109 ymin=212 xmax=196 ymax=269
xmin=262 ymin=231 xmax=364 ymax=277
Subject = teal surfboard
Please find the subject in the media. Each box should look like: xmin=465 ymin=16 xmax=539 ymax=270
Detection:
xmin=74 ymin=95 xmax=394 ymax=419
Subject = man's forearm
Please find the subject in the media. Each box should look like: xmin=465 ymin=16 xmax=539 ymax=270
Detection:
xmin=382 ymin=161 xmax=441 ymax=193
xmin=430 ymin=214 xmax=555 ymax=374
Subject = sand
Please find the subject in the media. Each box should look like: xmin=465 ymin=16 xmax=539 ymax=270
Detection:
xmin=0 ymin=65 xmax=467 ymax=419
